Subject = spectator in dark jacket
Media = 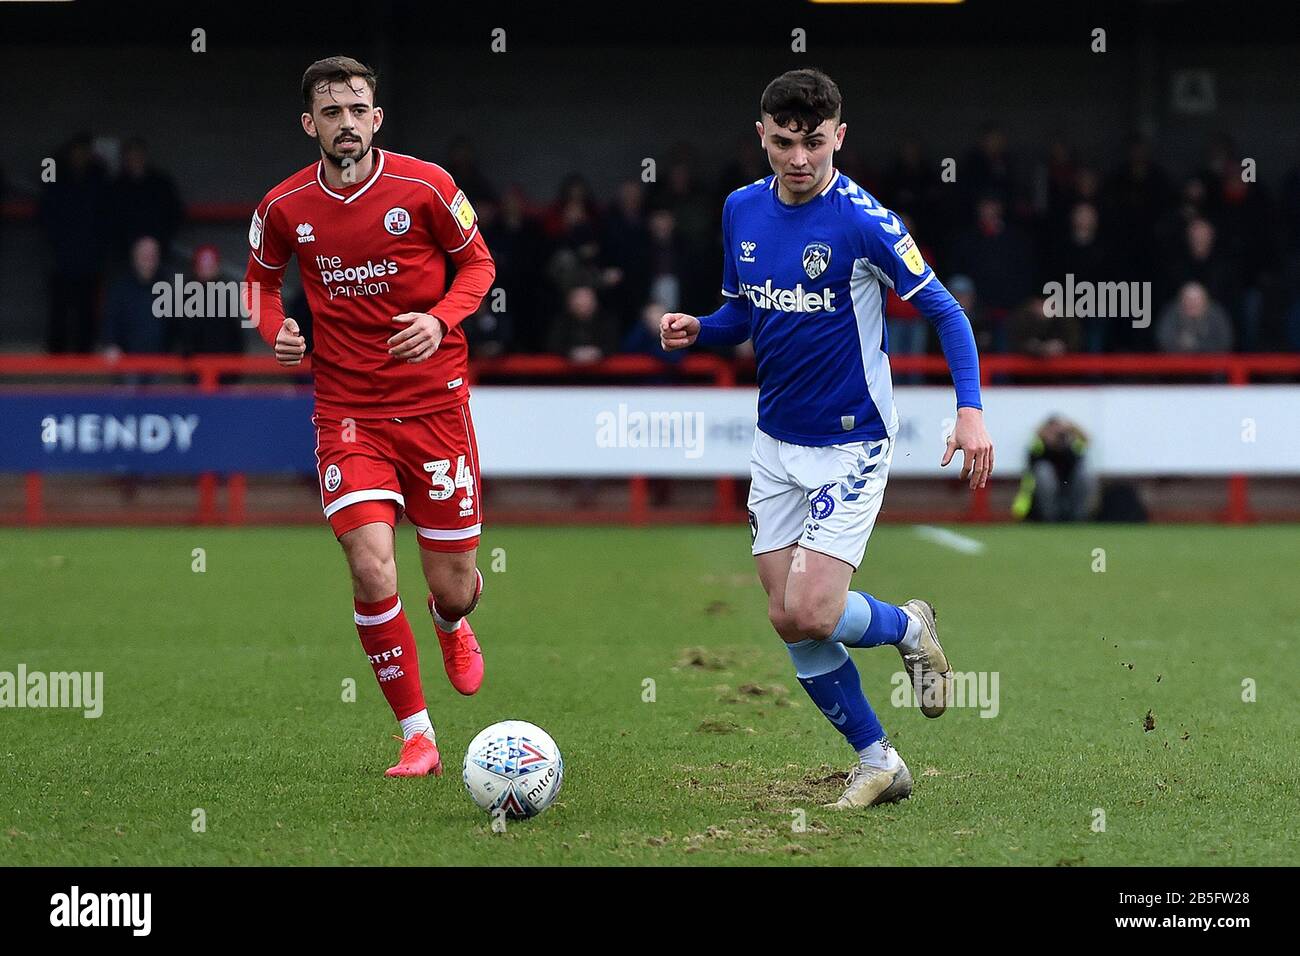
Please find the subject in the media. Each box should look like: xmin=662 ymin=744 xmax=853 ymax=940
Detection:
xmin=644 ymin=207 xmax=692 ymax=314
xmin=544 ymin=175 xmax=606 ymax=299
xmin=1163 ymin=217 xmax=1242 ymax=322
xmin=1157 ymin=282 xmax=1234 ymax=353
xmin=547 ymin=285 xmax=619 ymax=363
xmin=464 ymin=301 xmax=515 ymax=358
xmin=601 ymin=180 xmax=652 ymax=330
xmin=960 ymin=124 xmax=1017 ymax=220
xmin=1102 ymin=135 xmax=1173 ymax=263
xmin=177 ymin=244 xmax=245 ymax=356
xmin=652 ymin=151 xmax=714 ymax=252
xmin=882 ymin=137 xmax=947 ymax=243
xmin=715 ymin=133 xmax=767 ymax=210
xmin=1044 ymin=202 xmax=1113 ymax=352
xmin=0 ymin=161 xmax=5 ymax=331
xmin=40 ymin=133 xmax=109 ymax=353
xmin=622 ymin=300 xmax=684 ymax=367
xmin=948 ymin=196 xmax=1035 ymax=351
xmin=1010 ymin=296 xmax=1080 ymax=358
xmin=445 ymin=136 xmax=498 ymax=206
xmin=103 ymin=235 xmax=168 ymax=357
xmin=1281 ymin=161 xmax=1300 ymax=253
xmin=1036 ymin=136 xmax=1078 ymax=237
xmin=109 ymin=137 xmax=184 ymax=261
xmin=479 ymin=187 xmax=548 ymax=351
xmin=947 ymin=274 xmax=989 ymax=353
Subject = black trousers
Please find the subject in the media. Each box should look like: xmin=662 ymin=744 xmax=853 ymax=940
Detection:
xmin=46 ymin=273 xmax=100 ymax=353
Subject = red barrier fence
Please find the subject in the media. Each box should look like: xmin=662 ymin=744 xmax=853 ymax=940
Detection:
xmin=3 ymin=351 xmax=1299 ymax=527
xmin=5 ymin=351 xmax=1300 ymax=387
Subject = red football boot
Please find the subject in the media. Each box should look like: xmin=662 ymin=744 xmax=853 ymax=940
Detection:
xmin=385 ymin=732 xmax=443 ymax=778
xmin=429 ymin=570 xmax=484 ymax=696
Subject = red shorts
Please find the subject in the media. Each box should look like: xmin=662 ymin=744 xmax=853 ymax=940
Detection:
xmin=312 ymin=402 xmax=482 ymax=552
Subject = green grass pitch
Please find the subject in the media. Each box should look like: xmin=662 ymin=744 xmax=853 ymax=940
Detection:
xmin=1 ymin=524 xmax=1296 ymax=866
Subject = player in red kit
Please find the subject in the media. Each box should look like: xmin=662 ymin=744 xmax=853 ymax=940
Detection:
xmin=244 ymin=56 xmax=495 ymax=778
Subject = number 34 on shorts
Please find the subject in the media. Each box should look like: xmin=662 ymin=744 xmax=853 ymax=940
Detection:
xmin=313 ymin=404 xmax=484 ymax=552
xmin=423 ymin=455 xmax=475 ymax=511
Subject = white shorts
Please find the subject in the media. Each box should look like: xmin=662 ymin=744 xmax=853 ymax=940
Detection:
xmin=747 ymin=428 xmax=894 ymax=570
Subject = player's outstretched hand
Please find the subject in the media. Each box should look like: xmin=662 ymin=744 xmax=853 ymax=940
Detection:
xmin=274 ymin=318 xmax=306 ymax=367
xmin=660 ymin=312 xmax=700 ymax=351
xmin=389 ymin=312 xmax=445 ymax=363
xmin=942 ymin=406 xmax=995 ymax=490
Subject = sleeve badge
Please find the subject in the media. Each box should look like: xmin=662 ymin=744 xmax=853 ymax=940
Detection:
xmin=248 ymin=210 xmax=264 ymax=252
xmin=893 ymin=233 xmax=926 ymax=277
xmin=450 ymin=190 xmax=476 ymax=231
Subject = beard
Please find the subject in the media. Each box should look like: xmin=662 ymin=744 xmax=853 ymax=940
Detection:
xmin=319 ymin=134 xmax=371 ymax=170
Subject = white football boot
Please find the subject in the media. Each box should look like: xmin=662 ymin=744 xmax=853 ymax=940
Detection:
xmin=898 ymin=599 xmax=953 ymax=718
xmin=826 ymin=749 xmax=913 ymax=809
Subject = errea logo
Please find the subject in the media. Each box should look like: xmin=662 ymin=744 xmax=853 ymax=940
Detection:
xmin=296 ymin=223 xmax=316 ymax=244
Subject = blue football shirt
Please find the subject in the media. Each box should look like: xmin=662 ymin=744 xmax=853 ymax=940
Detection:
xmin=702 ymin=171 xmax=980 ymax=446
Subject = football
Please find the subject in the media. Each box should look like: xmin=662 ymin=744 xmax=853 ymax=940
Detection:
xmin=462 ymin=720 xmax=564 ymax=818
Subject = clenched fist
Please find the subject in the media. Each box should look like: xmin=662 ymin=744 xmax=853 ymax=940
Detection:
xmin=660 ymin=312 xmax=700 ymax=351
xmin=275 ymin=318 xmax=306 ymax=367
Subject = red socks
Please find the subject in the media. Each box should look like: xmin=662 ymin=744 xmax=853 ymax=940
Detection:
xmin=353 ymin=595 xmax=426 ymax=721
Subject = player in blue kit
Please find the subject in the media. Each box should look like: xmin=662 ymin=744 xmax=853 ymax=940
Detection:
xmin=662 ymin=69 xmax=994 ymax=808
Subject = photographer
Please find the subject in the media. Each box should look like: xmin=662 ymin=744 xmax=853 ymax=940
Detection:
xmin=1012 ymin=415 xmax=1098 ymax=522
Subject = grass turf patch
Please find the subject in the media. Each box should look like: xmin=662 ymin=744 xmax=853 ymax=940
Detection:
xmin=1 ymin=524 xmax=1296 ymax=865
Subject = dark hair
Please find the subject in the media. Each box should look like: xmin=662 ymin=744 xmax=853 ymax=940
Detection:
xmin=760 ymin=68 xmax=842 ymax=134
xmin=301 ymin=55 xmax=378 ymax=110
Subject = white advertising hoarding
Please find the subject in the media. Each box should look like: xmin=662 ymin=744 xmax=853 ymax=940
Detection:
xmin=471 ymin=386 xmax=1300 ymax=478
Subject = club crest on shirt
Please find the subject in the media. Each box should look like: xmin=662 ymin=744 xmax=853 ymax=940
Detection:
xmin=802 ymin=241 xmax=832 ymax=280
xmin=384 ymin=207 xmax=411 ymax=236
xmin=324 ymin=463 xmax=342 ymax=493
xmin=893 ymin=233 xmax=926 ymax=277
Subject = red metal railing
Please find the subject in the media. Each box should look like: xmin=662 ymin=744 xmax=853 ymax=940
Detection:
xmin=4 ymin=350 xmax=1299 ymax=387
xmin=3 ymin=351 xmax=1299 ymax=527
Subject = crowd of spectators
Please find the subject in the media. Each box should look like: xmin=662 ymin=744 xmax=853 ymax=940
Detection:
xmin=28 ymin=134 xmax=188 ymax=355
xmin=18 ymin=127 xmax=1300 ymax=365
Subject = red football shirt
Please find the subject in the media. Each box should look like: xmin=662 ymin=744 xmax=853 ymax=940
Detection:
xmin=244 ymin=148 xmax=496 ymax=418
